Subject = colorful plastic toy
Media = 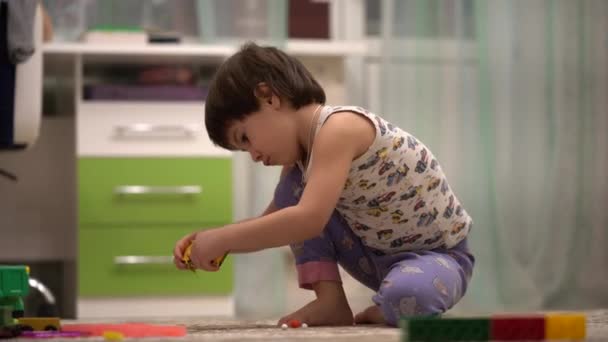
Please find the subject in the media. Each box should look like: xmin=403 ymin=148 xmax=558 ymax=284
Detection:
xmin=182 ymin=244 xmax=196 ymax=272
xmin=288 ymin=319 xmax=302 ymax=328
xmin=182 ymin=243 xmax=228 ymax=271
xmin=400 ymin=313 xmax=586 ymax=341
xmin=545 ymin=313 xmax=586 ymax=340
xmin=17 ymin=317 xmax=61 ymax=331
xmin=288 ymin=319 xmax=301 ymax=328
xmin=0 ymin=265 xmax=30 ymax=338
xmin=20 ymin=331 xmax=90 ymax=338
xmin=103 ymin=330 xmax=125 ymax=341
xmin=63 ymin=323 xmax=186 ymax=338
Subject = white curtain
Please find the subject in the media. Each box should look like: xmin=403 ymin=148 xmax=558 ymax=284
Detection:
xmin=379 ymin=0 xmax=608 ymax=312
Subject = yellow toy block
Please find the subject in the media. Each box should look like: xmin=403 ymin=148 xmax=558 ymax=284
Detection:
xmin=103 ymin=330 xmax=124 ymax=341
xmin=17 ymin=317 xmax=61 ymax=331
xmin=182 ymin=243 xmax=228 ymax=272
xmin=182 ymin=244 xmax=196 ymax=272
xmin=545 ymin=313 xmax=586 ymax=340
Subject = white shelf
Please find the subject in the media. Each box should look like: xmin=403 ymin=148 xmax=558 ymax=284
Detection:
xmin=43 ymin=39 xmax=366 ymax=58
xmin=286 ymin=39 xmax=367 ymax=57
xmin=43 ymin=42 xmax=236 ymax=58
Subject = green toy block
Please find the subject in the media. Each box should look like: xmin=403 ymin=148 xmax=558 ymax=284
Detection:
xmin=401 ymin=317 xmax=490 ymax=341
xmin=0 ymin=265 xmax=30 ymax=333
xmin=0 ymin=266 xmax=29 ymax=298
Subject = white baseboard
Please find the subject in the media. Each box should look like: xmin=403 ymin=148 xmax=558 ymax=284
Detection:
xmin=77 ymin=296 xmax=234 ymax=319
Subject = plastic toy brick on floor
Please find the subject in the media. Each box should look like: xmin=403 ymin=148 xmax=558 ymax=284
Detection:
xmin=490 ymin=315 xmax=545 ymax=340
xmin=401 ymin=317 xmax=490 ymax=341
xmin=400 ymin=312 xmax=586 ymax=341
xmin=17 ymin=317 xmax=61 ymax=331
xmin=20 ymin=331 xmax=91 ymax=338
xmin=103 ymin=330 xmax=124 ymax=341
xmin=62 ymin=323 xmax=186 ymax=338
xmin=0 ymin=265 xmax=30 ymax=338
xmin=545 ymin=313 xmax=586 ymax=340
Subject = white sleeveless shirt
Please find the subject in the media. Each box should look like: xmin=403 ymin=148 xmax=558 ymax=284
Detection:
xmin=300 ymin=105 xmax=472 ymax=253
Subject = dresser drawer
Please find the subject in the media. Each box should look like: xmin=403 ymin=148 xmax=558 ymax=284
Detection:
xmin=79 ymin=225 xmax=232 ymax=296
xmin=77 ymin=101 xmax=231 ymax=157
xmin=78 ymin=158 xmax=232 ymax=225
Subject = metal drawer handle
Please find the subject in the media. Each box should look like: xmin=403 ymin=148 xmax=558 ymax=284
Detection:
xmin=114 ymin=256 xmax=174 ymax=265
xmin=113 ymin=124 xmax=202 ymax=138
xmin=114 ymin=185 xmax=202 ymax=195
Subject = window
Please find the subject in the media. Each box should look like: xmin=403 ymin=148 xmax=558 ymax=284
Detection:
xmin=365 ymin=0 xmax=476 ymax=40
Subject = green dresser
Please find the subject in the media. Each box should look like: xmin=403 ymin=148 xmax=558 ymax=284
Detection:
xmin=78 ymin=158 xmax=233 ymax=296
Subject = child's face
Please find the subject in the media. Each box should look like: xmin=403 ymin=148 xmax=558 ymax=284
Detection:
xmin=227 ymin=101 xmax=303 ymax=166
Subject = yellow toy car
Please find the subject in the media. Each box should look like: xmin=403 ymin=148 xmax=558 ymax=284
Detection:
xmin=17 ymin=317 xmax=61 ymax=331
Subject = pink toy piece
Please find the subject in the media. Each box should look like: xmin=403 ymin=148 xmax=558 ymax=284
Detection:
xmin=20 ymin=331 xmax=91 ymax=338
xmin=62 ymin=323 xmax=186 ymax=338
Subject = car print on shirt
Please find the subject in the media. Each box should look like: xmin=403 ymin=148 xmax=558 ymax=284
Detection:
xmin=343 ymin=178 xmax=352 ymax=190
xmin=391 ymin=209 xmax=409 ymax=224
xmin=440 ymin=179 xmax=449 ymax=195
xmin=358 ymin=154 xmax=380 ymax=171
xmin=353 ymin=195 xmax=367 ymax=205
xmin=413 ymin=199 xmax=426 ymax=211
xmin=337 ymin=203 xmax=350 ymax=210
xmin=377 ymin=147 xmax=389 ymax=159
xmin=417 ymin=207 xmax=439 ymax=227
xmin=443 ymin=195 xmax=454 ymax=219
xmin=415 ymin=148 xmax=429 ymax=173
xmin=377 ymin=229 xmax=394 ymax=241
xmin=375 ymin=116 xmax=387 ymax=135
xmin=366 ymin=206 xmax=389 ymax=217
xmin=424 ymin=233 xmax=443 ymax=245
xmin=407 ymin=135 xmax=419 ymax=150
xmin=427 ymin=177 xmax=441 ymax=191
xmin=379 ymin=160 xmax=395 ymax=176
xmin=400 ymin=185 xmax=422 ymax=201
xmin=376 ymin=191 xmax=396 ymax=204
xmin=392 ymin=136 xmax=405 ymax=150
xmin=450 ymin=221 xmax=467 ymax=235
xmin=353 ymin=222 xmax=373 ymax=231
xmin=357 ymin=179 xmax=377 ymax=190
xmin=387 ymin=164 xmax=409 ymax=187
xmin=390 ymin=233 xmax=423 ymax=248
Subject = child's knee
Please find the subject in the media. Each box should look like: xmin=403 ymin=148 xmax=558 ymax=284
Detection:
xmin=376 ymin=282 xmax=452 ymax=326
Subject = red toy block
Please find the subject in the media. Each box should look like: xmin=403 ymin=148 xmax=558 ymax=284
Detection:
xmin=491 ymin=315 xmax=545 ymax=340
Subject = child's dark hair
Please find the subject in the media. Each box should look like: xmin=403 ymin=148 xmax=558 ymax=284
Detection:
xmin=205 ymin=42 xmax=326 ymax=150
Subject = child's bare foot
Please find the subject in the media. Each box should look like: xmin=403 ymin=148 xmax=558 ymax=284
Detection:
xmin=354 ymin=305 xmax=386 ymax=324
xmin=277 ymin=281 xmax=353 ymax=327
xmin=278 ymin=297 xmax=354 ymax=327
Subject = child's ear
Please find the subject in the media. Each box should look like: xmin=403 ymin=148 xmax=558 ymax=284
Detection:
xmin=254 ymin=83 xmax=271 ymax=103
xmin=254 ymin=82 xmax=280 ymax=109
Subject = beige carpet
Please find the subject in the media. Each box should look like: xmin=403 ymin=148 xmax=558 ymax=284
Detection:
xmin=43 ymin=310 xmax=608 ymax=341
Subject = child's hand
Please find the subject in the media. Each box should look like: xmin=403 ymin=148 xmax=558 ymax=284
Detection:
xmin=173 ymin=231 xmax=197 ymax=270
xmin=190 ymin=229 xmax=228 ymax=272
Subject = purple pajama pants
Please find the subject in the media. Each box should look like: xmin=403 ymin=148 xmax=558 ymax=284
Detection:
xmin=274 ymin=167 xmax=475 ymax=326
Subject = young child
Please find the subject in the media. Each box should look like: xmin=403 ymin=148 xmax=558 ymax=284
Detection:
xmin=173 ymin=42 xmax=475 ymax=327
